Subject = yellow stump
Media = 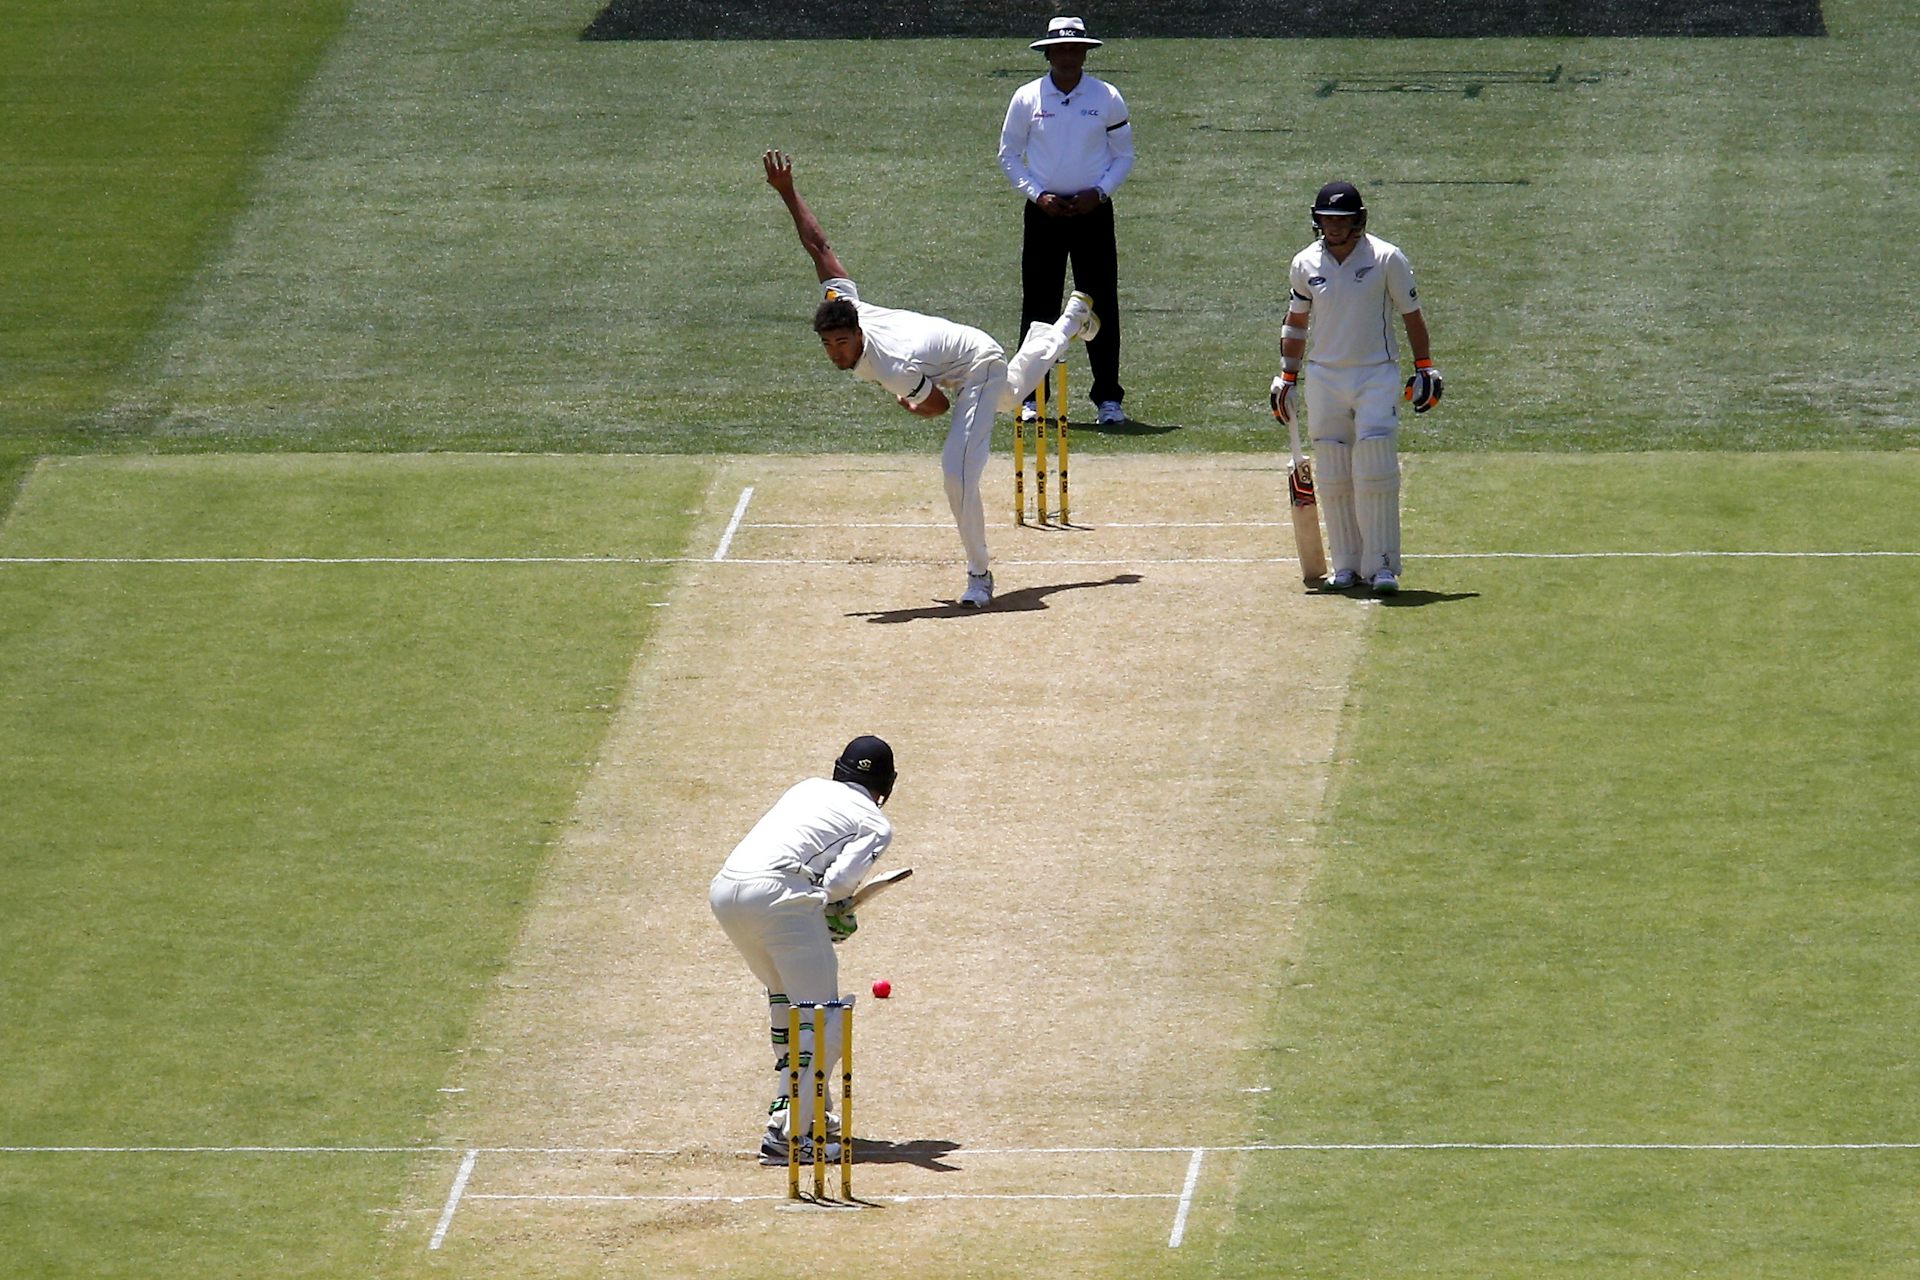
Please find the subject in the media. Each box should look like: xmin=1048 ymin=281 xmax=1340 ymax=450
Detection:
xmin=1056 ymin=362 xmax=1070 ymax=525
xmin=840 ymin=1002 xmax=854 ymax=1200
xmin=786 ymin=1004 xmax=802 ymax=1199
xmin=1034 ymin=371 xmax=1050 ymax=524
xmin=1014 ymin=411 xmax=1027 ymax=525
xmin=811 ymin=1004 xmax=827 ymax=1199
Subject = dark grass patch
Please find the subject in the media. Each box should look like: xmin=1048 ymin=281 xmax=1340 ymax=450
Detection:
xmin=583 ymin=0 xmax=1825 ymax=41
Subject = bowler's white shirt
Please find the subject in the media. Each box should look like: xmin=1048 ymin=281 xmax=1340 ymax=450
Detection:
xmin=718 ymin=776 xmax=892 ymax=905
xmin=822 ymin=278 xmax=1002 ymax=403
xmin=998 ymin=72 xmax=1134 ymax=201
xmin=1288 ymin=234 xmax=1421 ymax=368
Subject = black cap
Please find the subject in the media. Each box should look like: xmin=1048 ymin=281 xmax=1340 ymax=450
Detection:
xmin=832 ymin=735 xmax=896 ymax=803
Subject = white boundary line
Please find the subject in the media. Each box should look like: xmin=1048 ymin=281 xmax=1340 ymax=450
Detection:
xmin=711 ymin=485 xmax=755 ymax=561
xmin=429 ymin=1148 xmax=478 ymax=1251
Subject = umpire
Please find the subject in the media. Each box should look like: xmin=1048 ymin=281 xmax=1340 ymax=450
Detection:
xmin=998 ymin=15 xmax=1134 ymax=426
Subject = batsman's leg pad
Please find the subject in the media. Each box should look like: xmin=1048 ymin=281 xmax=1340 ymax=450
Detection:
xmin=1353 ymin=434 xmax=1402 ymax=577
xmin=1314 ymin=440 xmax=1361 ymax=574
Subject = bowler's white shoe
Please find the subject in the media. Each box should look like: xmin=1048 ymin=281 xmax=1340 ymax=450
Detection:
xmin=1096 ymin=400 xmax=1125 ymax=425
xmin=1062 ymin=290 xmax=1101 ymax=342
xmin=1370 ymin=570 xmax=1400 ymax=596
xmin=959 ymin=571 xmax=994 ymax=609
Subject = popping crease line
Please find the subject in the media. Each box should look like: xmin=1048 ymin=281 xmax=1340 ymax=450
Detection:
xmin=7 ymin=1141 xmax=1917 ymax=1154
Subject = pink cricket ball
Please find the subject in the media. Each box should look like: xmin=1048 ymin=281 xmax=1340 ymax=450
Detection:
xmin=871 ymin=979 xmax=892 ymax=999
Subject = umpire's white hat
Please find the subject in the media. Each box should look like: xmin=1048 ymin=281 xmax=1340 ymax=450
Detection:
xmin=1030 ymin=16 xmax=1103 ymax=49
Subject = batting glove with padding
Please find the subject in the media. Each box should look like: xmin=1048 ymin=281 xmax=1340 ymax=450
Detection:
xmin=1269 ymin=373 xmax=1298 ymax=424
xmin=825 ymin=903 xmax=858 ymax=943
xmin=1404 ymin=359 xmax=1443 ymax=413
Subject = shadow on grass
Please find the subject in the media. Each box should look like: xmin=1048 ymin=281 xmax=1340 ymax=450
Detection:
xmin=848 ymin=573 xmax=1144 ymax=623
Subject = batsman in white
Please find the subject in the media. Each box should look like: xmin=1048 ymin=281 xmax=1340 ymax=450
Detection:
xmin=709 ymin=735 xmax=896 ymax=1163
xmin=1270 ymin=181 xmax=1444 ymax=595
xmin=764 ymin=149 xmax=1099 ymax=610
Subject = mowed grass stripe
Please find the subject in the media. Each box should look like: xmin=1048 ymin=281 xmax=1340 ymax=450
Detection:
xmin=0 ymin=0 xmax=354 ymax=481
xmin=97 ymin=1 xmax=1918 ymax=454
xmin=0 ymin=454 xmax=708 ymax=1279
xmin=1208 ymin=454 xmax=1920 ymax=1279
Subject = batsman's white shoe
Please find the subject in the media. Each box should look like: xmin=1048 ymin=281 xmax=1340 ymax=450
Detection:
xmin=1096 ymin=400 xmax=1125 ymax=425
xmin=1370 ymin=570 xmax=1400 ymax=596
xmin=759 ymin=1133 xmax=843 ymax=1166
xmin=1018 ymin=399 xmax=1039 ymax=424
xmin=1326 ymin=569 xmax=1361 ymax=590
xmin=1061 ymin=290 xmax=1101 ymax=342
xmin=959 ymin=571 xmax=994 ymax=609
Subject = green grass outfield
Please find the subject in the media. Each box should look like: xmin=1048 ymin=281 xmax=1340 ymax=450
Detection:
xmin=3 ymin=0 xmax=1915 ymax=472
xmin=3 ymin=0 xmax=1918 ymax=1273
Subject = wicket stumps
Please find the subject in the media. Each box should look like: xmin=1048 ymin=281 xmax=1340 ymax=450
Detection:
xmin=785 ymin=999 xmax=854 ymax=1202
xmin=1015 ymin=362 xmax=1070 ymax=525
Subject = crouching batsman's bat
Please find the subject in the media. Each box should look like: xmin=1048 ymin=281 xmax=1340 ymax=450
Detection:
xmin=1271 ymin=376 xmax=1328 ymax=586
xmin=850 ymin=866 xmax=912 ymax=908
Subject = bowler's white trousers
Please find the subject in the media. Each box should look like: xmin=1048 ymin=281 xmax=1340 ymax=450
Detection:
xmin=945 ymin=318 xmax=1078 ymax=576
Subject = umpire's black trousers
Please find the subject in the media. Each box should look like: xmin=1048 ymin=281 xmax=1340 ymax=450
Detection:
xmin=1020 ymin=198 xmax=1123 ymax=409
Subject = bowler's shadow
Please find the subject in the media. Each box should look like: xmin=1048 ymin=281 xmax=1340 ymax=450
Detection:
xmin=848 ymin=573 xmax=1143 ymax=623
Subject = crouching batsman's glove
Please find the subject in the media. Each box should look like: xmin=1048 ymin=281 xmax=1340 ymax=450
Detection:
xmin=826 ymin=900 xmax=858 ymax=943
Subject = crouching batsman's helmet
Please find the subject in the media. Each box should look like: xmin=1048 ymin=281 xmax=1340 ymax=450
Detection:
xmin=833 ymin=735 xmax=896 ymax=805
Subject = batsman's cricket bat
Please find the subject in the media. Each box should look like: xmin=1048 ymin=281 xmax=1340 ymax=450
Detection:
xmin=850 ymin=866 xmax=912 ymax=908
xmin=1286 ymin=417 xmax=1329 ymax=585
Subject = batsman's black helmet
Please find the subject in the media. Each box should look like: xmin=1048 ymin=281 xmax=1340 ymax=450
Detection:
xmin=832 ymin=734 xmax=896 ymax=804
xmin=1311 ymin=181 xmax=1367 ymax=235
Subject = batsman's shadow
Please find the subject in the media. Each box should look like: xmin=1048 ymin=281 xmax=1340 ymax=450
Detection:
xmin=848 ymin=573 xmax=1143 ymax=623
xmin=1378 ymin=588 xmax=1480 ymax=607
xmin=853 ymin=1138 xmax=964 ymax=1172
xmin=1313 ymin=583 xmax=1480 ymax=608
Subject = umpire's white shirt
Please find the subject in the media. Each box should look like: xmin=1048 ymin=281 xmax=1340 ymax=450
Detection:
xmin=823 ymin=278 xmax=1002 ymax=405
xmin=998 ymin=73 xmax=1134 ymax=200
xmin=716 ymin=776 xmax=891 ymax=905
xmin=1288 ymin=234 xmax=1421 ymax=368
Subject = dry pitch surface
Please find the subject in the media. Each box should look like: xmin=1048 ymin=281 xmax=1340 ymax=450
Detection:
xmin=408 ymin=456 xmax=1374 ymax=1276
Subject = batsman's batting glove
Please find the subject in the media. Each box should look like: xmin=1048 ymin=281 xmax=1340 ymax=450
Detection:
xmin=1269 ymin=372 xmax=1297 ymax=424
xmin=825 ymin=903 xmax=858 ymax=944
xmin=1404 ymin=359 xmax=1443 ymax=413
